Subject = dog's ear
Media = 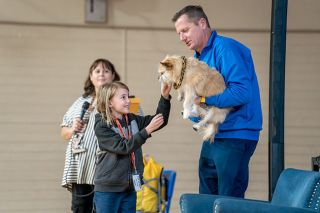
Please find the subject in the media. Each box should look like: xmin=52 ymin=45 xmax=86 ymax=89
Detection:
xmin=160 ymin=60 xmax=173 ymax=69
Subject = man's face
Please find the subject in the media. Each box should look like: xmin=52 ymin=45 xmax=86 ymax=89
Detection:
xmin=174 ymin=14 xmax=206 ymax=53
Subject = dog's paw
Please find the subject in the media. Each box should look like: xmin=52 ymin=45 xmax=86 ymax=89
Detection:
xmin=203 ymin=134 xmax=212 ymax=142
xmin=193 ymin=124 xmax=200 ymax=131
xmin=181 ymin=110 xmax=190 ymax=119
xmin=208 ymin=137 xmax=215 ymax=144
xmin=182 ymin=108 xmax=193 ymax=119
xmin=182 ymin=111 xmax=190 ymax=119
xmin=192 ymin=125 xmax=200 ymax=132
xmin=199 ymin=124 xmax=215 ymax=142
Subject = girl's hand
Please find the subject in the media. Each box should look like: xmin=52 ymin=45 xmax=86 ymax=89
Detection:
xmin=145 ymin=114 xmax=164 ymax=135
xmin=161 ymin=82 xmax=172 ymax=99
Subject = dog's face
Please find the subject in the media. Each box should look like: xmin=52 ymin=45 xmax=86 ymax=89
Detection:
xmin=158 ymin=55 xmax=183 ymax=84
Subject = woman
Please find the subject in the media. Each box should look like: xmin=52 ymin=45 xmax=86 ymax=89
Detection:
xmin=61 ymin=58 xmax=120 ymax=213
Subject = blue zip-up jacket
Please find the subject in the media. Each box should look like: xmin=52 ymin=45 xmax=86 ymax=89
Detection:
xmin=194 ymin=31 xmax=262 ymax=141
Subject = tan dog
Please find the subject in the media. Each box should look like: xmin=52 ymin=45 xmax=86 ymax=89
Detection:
xmin=158 ymin=55 xmax=231 ymax=141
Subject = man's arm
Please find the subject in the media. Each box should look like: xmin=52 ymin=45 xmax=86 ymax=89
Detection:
xmin=205 ymin=48 xmax=253 ymax=108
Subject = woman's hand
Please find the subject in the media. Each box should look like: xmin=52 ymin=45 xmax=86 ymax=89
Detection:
xmin=71 ymin=118 xmax=85 ymax=133
xmin=61 ymin=118 xmax=86 ymax=140
xmin=161 ymin=82 xmax=172 ymax=99
xmin=145 ymin=114 xmax=164 ymax=135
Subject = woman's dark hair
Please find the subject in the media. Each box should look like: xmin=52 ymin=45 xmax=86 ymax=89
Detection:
xmin=82 ymin=58 xmax=121 ymax=98
xmin=172 ymin=5 xmax=211 ymax=28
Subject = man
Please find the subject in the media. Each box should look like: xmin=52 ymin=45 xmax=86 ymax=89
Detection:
xmin=172 ymin=5 xmax=262 ymax=198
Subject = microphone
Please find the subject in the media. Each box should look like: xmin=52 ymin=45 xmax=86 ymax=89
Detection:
xmin=72 ymin=101 xmax=90 ymax=154
xmin=80 ymin=101 xmax=90 ymax=120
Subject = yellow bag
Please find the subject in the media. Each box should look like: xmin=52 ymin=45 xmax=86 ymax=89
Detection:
xmin=136 ymin=155 xmax=166 ymax=213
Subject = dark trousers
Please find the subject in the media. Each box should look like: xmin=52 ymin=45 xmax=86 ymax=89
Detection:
xmin=199 ymin=138 xmax=258 ymax=198
xmin=71 ymin=184 xmax=94 ymax=213
xmin=94 ymin=191 xmax=136 ymax=213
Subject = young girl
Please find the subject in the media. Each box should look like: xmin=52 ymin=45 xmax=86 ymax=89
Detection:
xmin=94 ymin=81 xmax=172 ymax=213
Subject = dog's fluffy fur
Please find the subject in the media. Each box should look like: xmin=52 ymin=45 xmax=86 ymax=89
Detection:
xmin=158 ymin=55 xmax=231 ymax=141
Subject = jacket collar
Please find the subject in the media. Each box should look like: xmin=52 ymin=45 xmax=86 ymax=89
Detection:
xmin=195 ymin=31 xmax=217 ymax=59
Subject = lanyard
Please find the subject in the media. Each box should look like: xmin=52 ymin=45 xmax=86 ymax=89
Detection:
xmin=113 ymin=114 xmax=137 ymax=172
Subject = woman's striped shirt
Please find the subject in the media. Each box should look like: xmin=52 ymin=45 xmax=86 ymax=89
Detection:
xmin=61 ymin=96 xmax=98 ymax=189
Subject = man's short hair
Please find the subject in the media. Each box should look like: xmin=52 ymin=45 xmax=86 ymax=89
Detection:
xmin=172 ymin=5 xmax=211 ymax=28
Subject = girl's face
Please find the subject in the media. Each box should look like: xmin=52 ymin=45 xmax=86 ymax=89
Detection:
xmin=90 ymin=62 xmax=115 ymax=89
xmin=109 ymin=88 xmax=130 ymax=118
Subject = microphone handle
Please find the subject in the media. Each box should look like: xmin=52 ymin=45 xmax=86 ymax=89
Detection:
xmin=80 ymin=109 xmax=86 ymax=120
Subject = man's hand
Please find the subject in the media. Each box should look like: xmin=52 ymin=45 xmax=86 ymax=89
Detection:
xmin=194 ymin=96 xmax=201 ymax=105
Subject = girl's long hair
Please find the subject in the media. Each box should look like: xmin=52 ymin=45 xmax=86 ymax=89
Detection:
xmin=82 ymin=58 xmax=121 ymax=98
xmin=96 ymin=81 xmax=129 ymax=125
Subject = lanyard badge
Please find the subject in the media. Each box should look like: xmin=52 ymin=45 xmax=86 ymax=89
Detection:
xmin=132 ymin=172 xmax=142 ymax=191
xmin=114 ymin=114 xmax=142 ymax=191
